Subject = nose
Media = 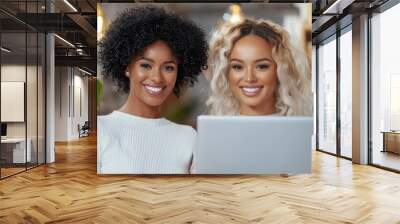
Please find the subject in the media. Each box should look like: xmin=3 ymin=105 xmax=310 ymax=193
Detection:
xmin=244 ymin=66 xmax=257 ymax=83
xmin=149 ymin=67 xmax=162 ymax=84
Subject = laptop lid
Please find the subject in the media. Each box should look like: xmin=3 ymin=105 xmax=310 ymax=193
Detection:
xmin=194 ymin=116 xmax=313 ymax=174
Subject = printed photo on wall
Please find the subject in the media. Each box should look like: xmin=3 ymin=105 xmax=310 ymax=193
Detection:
xmin=97 ymin=3 xmax=313 ymax=174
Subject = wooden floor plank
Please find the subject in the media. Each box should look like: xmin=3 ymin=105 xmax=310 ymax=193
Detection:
xmin=0 ymin=135 xmax=400 ymax=223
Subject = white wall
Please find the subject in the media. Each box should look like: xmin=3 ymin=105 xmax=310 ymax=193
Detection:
xmin=1 ymin=63 xmax=46 ymax=164
xmin=1 ymin=82 xmax=25 ymax=122
xmin=55 ymin=67 xmax=89 ymax=141
xmin=55 ymin=67 xmax=69 ymax=141
xmin=1 ymin=65 xmax=38 ymax=137
xmin=71 ymin=73 xmax=89 ymax=138
xmin=1 ymin=66 xmax=25 ymax=134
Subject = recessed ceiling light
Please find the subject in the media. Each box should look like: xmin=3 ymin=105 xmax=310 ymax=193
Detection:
xmin=322 ymin=0 xmax=355 ymax=15
xmin=63 ymin=0 xmax=78 ymax=12
xmin=78 ymin=67 xmax=93 ymax=76
xmin=1 ymin=47 xmax=11 ymax=53
xmin=54 ymin=34 xmax=75 ymax=48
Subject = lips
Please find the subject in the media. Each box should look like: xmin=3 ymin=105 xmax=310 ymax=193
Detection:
xmin=240 ymin=86 xmax=263 ymax=96
xmin=143 ymin=84 xmax=165 ymax=95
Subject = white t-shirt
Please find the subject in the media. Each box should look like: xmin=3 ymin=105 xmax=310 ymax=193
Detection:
xmin=97 ymin=111 xmax=196 ymax=174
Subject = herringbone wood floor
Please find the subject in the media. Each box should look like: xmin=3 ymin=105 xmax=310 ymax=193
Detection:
xmin=1 ymin=135 xmax=400 ymax=224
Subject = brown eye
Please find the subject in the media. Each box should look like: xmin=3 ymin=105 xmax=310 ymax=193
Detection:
xmin=231 ymin=64 xmax=243 ymax=71
xmin=164 ymin=65 xmax=176 ymax=72
xmin=140 ymin=63 xmax=152 ymax=70
xmin=256 ymin=64 xmax=270 ymax=70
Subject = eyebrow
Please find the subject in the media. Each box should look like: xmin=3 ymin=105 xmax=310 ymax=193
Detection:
xmin=139 ymin=57 xmax=177 ymax=64
xmin=230 ymin=58 xmax=272 ymax=63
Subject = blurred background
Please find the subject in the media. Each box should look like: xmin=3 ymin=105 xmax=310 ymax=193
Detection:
xmin=97 ymin=3 xmax=312 ymax=127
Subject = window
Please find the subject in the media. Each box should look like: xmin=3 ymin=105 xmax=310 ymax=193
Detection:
xmin=317 ymin=36 xmax=337 ymax=155
xmin=371 ymin=2 xmax=400 ymax=171
xmin=339 ymin=28 xmax=352 ymax=158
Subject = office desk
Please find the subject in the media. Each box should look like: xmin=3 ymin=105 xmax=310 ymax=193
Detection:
xmin=1 ymin=138 xmax=32 ymax=163
xmin=381 ymin=131 xmax=400 ymax=154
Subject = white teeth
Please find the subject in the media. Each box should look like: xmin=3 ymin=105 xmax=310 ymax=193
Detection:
xmin=145 ymin=86 xmax=162 ymax=93
xmin=242 ymin=87 xmax=261 ymax=93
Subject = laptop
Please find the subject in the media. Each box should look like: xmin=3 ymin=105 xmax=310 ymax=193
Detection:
xmin=193 ymin=116 xmax=313 ymax=174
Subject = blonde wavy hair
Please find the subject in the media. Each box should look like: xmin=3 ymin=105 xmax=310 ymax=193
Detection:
xmin=206 ymin=18 xmax=312 ymax=116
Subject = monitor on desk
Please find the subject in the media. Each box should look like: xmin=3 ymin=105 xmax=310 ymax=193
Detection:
xmin=1 ymin=123 xmax=7 ymax=138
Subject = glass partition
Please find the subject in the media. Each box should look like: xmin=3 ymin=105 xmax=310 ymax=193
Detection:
xmin=38 ymin=31 xmax=45 ymax=165
xmin=339 ymin=27 xmax=352 ymax=158
xmin=27 ymin=30 xmax=38 ymax=169
xmin=371 ymin=3 xmax=400 ymax=171
xmin=0 ymin=0 xmax=46 ymax=179
xmin=317 ymin=35 xmax=337 ymax=155
xmin=1 ymin=29 xmax=28 ymax=178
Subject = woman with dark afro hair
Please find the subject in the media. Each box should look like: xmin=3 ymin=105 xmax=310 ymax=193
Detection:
xmin=97 ymin=6 xmax=208 ymax=174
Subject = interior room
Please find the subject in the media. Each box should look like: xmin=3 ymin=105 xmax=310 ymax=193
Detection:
xmin=0 ymin=2 xmax=46 ymax=178
xmin=0 ymin=0 xmax=97 ymax=179
xmin=370 ymin=3 xmax=400 ymax=170
xmin=313 ymin=0 xmax=400 ymax=172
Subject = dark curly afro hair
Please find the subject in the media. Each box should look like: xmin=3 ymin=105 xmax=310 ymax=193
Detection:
xmin=99 ymin=6 xmax=208 ymax=97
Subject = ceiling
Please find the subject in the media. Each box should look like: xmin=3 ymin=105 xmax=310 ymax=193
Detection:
xmin=311 ymin=0 xmax=390 ymax=44
xmin=0 ymin=0 xmax=97 ymax=74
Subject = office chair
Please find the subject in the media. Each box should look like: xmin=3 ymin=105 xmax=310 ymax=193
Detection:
xmin=79 ymin=121 xmax=90 ymax=138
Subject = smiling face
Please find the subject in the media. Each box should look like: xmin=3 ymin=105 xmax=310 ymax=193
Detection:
xmin=126 ymin=40 xmax=178 ymax=108
xmin=228 ymin=34 xmax=278 ymax=115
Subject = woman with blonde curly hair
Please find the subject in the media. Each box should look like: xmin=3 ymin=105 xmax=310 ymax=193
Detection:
xmin=207 ymin=18 xmax=312 ymax=116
